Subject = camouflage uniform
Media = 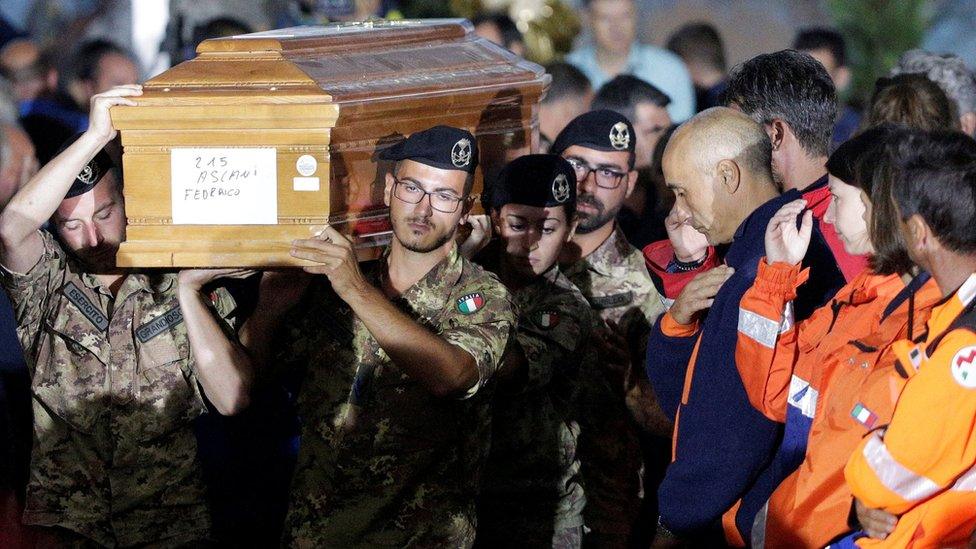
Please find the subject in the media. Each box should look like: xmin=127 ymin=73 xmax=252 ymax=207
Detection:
xmin=0 ymin=231 xmax=239 ymax=547
xmin=562 ymin=226 xmax=664 ymax=541
xmin=277 ymin=244 xmax=514 ymax=548
xmin=475 ymin=252 xmax=593 ymax=548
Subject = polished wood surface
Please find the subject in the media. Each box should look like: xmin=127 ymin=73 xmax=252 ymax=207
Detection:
xmin=112 ymin=19 xmax=548 ymax=267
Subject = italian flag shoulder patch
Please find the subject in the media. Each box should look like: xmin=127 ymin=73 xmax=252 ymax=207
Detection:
xmin=456 ymin=293 xmax=486 ymax=314
xmin=851 ymin=403 xmax=878 ymax=429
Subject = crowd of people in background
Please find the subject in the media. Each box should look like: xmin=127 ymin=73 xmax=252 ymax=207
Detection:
xmin=2 ymin=0 xmax=976 ymax=547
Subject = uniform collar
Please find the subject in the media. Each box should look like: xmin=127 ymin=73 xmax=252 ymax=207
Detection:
xmin=572 ymin=225 xmax=631 ymax=278
xmin=380 ymin=243 xmax=464 ymax=315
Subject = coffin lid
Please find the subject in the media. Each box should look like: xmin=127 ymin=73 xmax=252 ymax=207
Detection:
xmin=135 ymin=19 xmax=548 ymax=108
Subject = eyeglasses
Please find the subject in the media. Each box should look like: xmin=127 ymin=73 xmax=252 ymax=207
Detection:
xmin=565 ymin=158 xmax=626 ymax=189
xmin=392 ymin=178 xmax=465 ymax=213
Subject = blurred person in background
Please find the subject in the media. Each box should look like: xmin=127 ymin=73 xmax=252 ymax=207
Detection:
xmin=891 ymin=49 xmax=976 ymax=137
xmin=666 ymin=22 xmax=728 ymax=113
xmin=567 ymin=0 xmax=694 ymax=121
xmin=794 ymin=27 xmax=861 ymax=149
xmin=19 ymin=39 xmax=138 ymax=164
xmin=863 ymin=73 xmax=959 ymax=132
xmin=473 ymin=12 xmax=525 ymax=57
xmin=0 ymin=39 xmax=57 ymax=105
xmin=540 ymin=62 xmax=592 ymax=147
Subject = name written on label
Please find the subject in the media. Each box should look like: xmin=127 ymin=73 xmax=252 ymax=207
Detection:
xmin=184 ymin=155 xmax=260 ymax=200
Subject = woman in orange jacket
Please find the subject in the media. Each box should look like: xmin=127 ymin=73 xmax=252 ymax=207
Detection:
xmin=732 ymin=125 xmax=943 ymax=548
xmin=841 ymin=132 xmax=976 ymax=548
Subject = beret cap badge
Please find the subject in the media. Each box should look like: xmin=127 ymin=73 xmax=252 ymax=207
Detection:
xmin=609 ymin=122 xmax=630 ymax=151
xmin=552 ymin=173 xmax=571 ymax=203
xmin=451 ymin=138 xmax=472 ymax=168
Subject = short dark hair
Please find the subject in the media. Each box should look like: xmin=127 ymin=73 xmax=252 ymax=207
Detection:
xmin=71 ymin=39 xmax=135 ymax=83
xmin=864 ymin=74 xmax=956 ymax=132
xmin=591 ymin=74 xmax=670 ymax=123
xmin=890 ymin=130 xmax=976 ymax=254
xmin=827 ymin=124 xmax=913 ymax=274
xmin=543 ymin=62 xmax=591 ymax=104
xmin=666 ymin=22 xmax=726 ymax=72
xmin=793 ymin=27 xmax=847 ymax=67
xmin=472 ymin=13 xmax=522 ymax=51
xmin=724 ymin=50 xmax=837 ymax=157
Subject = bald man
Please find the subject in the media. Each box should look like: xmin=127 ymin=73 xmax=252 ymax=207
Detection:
xmin=645 ymin=108 xmax=844 ymax=545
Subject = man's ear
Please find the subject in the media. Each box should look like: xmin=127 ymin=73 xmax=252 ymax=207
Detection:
xmin=567 ymin=214 xmax=579 ymax=242
xmin=767 ymin=119 xmax=787 ymax=152
xmin=458 ymin=195 xmax=474 ymax=225
xmin=960 ymin=112 xmax=976 ymax=138
xmin=834 ymin=66 xmax=852 ymax=93
xmin=383 ymin=172 xmax=394 ymax=207
xmin=624 ymin=169 xmax=638 ymax=199
xmin=717 ymin=159 xmax=741 ymax=195
xmin=907 ymin=214 xmax=936 ymax=255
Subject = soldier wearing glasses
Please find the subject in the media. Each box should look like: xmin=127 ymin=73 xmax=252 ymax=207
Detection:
xmin=240 ymin=125 xmax=515 ymax=547
xmin=551 ymin=110 xmax=668 ymax=547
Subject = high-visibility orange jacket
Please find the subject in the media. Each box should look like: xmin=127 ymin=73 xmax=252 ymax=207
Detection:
xmin=736 ymin=259 xmax=940 ymax=548
xmin=845 ymin=273 xmax=976 ymax=548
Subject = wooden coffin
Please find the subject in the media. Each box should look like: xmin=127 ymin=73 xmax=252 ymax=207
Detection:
xmin=111 ymin=19 xmax=549 ymax=267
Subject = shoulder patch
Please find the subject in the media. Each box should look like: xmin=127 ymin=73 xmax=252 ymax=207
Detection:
xmin=951 ymin=345 xmax=976 ymax=389
xmin=536 ymin=310 xmax=560 ymax=329
xmin=62 ymin=282 xmax=108 ymax=331
xmin=456 ymin=292 xmax=486 ymax=315
xmin=588 ymin=291 xmax=633 ymax=310
xmin=136 ymin=305 xmax=184 ymax=343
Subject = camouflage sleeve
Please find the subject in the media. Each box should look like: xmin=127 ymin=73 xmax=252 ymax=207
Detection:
xmin=515 ymin=296 xmax=592 ymax=393
xmin=441 ymin=278 xmax=515 ymax=399
xmin=210 ymin=286 xmax=243 ymax=335
xmin=0 ymin=230 xmax=66 ymax=355
xmin=624 ymin=261 xmax=666 ymax=364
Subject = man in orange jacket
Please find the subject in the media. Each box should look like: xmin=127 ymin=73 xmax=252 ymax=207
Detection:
xmin=843 ymin=130 xmax=976 ymax=548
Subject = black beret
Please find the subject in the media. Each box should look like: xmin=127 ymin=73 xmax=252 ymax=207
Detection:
xmin=550 ymin=109 xmax=636 ymax=156
xmin=488 ymin=154 xmax=577 ymax=211
xmin=379 ymin=125 xmax=479 ymax=174
xmin=55 ymin=133 xmax=116 ymax=198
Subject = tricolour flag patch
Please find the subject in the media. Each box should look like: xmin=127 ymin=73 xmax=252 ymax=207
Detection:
xmin=851 ymin=403 xmax=878 ymax=429
xmin=538 ymin=310 xmax=560 ymax=329
xmin=456 ymin=293 xmax=485 ymax=315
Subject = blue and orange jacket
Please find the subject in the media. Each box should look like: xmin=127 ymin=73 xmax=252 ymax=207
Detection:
xmin=735 ymin=260 xmax=941 ymax=548
xmin=645 ymin=190 xmax=846 ymax=544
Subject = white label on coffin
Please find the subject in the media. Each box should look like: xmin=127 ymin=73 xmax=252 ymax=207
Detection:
xmin=293 ymin=177 xmax=320 ymax=191
xmin=171 ymin=147 xmax=278 ymax=225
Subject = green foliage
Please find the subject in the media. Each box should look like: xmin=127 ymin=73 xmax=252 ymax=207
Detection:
xmin=827 ymin=0 xmax=931 ymax=106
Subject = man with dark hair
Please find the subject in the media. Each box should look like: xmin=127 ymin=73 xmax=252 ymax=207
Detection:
xmin=666 ymin=22 xmax=728 ymax=112
xmin=592 ymin=75 xmax=672 ymax=250
xmin=567 ymin=0 xmax=694 ymax=121
xmin=541 ymin=62 xmax=593 ymax=146
xmin=844 ymin=130 xmax=976 ymax=548
xmin=724 ymin=49 xmax=869 ymax=281
xmin=551 ymin=109 xmax=668 ymax=547
xmin=645 ymin=107 xmax=844 ymax=545
xmin=793 ymin=27 xmax=861 ymax=148
xmin=238 ymin=126 xmax=515 ymax=547
xmin=473 ymin=12 xmax=525 ymax=57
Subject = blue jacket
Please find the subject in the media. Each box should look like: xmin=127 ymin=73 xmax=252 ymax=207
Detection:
xmin=646 ymin=190 xmax=845 ymax=540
